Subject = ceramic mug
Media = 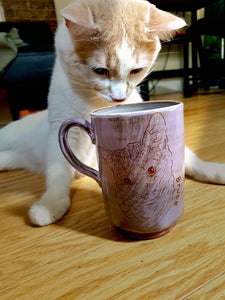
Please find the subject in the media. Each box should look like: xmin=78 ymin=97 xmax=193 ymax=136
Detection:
xmin=58 ymin=101 xmax=185 ymax=239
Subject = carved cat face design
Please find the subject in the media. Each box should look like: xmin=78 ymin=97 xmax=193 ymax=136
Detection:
xmin=100 ymin=113 xmax=175 ymax=222
xmin=58 ymin=0 xmax=185 ymax=103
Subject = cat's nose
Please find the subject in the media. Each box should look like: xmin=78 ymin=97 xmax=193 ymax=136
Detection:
xmin=111 ymin=97 xmax=126 ymax=102
xmin=110 ymin=81 xmax=127 ymax=102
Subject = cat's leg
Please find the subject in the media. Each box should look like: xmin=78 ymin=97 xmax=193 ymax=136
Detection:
xmin=28 ymin=164 xmax=74 ymax=226
xmin=0 ymin=111 xmax=48 ymax=173
xmin=0 ymin=128 xmax=41 ymax=171
xmin=29 ymin=125 xmax=75 ymax=226
xmin=0 ymin=150 xmax=26 ymax=170
xmin=29 ymin=121 xmax=97 ymax=226
xmin=185 ymin=146 xmax=225 ymax=184
xmin=0 ymin=121 xmax=24 ymax=170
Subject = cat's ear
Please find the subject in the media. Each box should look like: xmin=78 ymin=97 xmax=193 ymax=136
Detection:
xmin=147 ymin=4 xmax=186 ymax=40
xmin=60 ymin=3 xmax=100 ymax=38
xmin=142 ymin=113 xmax=166 ymax=150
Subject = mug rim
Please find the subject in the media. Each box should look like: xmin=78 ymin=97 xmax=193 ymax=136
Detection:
xmin=91 ymin=100 xmax=183 ymax=117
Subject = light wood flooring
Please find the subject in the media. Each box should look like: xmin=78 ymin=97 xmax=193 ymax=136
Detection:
xmin=0 ymin=89 xmax=225 ymax=299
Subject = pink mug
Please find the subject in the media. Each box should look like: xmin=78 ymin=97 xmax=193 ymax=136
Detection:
xmin=58 ymin=101 xmax=185 ymax=239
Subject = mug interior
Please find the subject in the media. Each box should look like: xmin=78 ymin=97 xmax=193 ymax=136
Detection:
xmin=92 ymin=101 xmax=181 ymax=116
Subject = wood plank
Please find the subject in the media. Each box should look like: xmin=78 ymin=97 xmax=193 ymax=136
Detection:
xmin=181 ymin=272 xmax=225 ymax=299
xmin=0 ymin=90 xmax=225 ymax=299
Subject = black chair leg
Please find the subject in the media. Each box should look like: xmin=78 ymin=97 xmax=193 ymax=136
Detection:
xmin=183 ymin=39 xmax=193 ymax=97
xmin=139 ymin=80 xmax=150 ymax=101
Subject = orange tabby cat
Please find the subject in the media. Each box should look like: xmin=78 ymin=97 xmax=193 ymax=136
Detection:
xmin=0 ymin=0 xmax=224 ymax=226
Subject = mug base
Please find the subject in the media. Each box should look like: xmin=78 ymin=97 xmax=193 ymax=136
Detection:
xmin=116 ymin=224 xmax=175 ymax=240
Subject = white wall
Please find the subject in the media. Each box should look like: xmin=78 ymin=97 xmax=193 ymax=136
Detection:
xmin=54 ymin=0 xmax=71 ymax=24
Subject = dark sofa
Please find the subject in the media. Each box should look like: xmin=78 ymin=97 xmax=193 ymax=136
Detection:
xmin=0 ymin=22 xmax=56 ymax=120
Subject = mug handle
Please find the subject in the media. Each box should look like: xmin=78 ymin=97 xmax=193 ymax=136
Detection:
xmin=58 ymin=118 xmax=101 ymax=186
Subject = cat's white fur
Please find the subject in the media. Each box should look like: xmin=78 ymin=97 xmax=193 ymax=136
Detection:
xmin=0 ymin=0 xmax=224 ymax=226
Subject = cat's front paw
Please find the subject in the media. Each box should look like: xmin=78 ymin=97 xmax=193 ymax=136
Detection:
xmin=29 ymin=192 xmax=70 ymax=226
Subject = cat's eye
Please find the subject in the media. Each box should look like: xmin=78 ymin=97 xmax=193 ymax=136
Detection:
xmin=148 ymin=166 xmax=156 ymax=177
xmin=130 ymin=68 xmax=143 ymax=75
xmin=93 ymin=67 xmax=109 ymax=76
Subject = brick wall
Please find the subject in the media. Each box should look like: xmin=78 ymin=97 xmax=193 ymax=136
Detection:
xmin=1 ymin=0 xmax=57 ymax=32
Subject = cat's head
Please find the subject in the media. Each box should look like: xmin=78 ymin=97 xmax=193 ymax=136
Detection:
xmin=58 ymin=0 xmax=185 ymax=103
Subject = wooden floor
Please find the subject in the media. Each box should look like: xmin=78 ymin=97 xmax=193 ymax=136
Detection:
xmin=1 ymin=89 xmax=225 ymax=299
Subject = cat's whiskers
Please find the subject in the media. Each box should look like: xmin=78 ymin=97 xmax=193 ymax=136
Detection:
xmin=72 ymin=81 xmax=93 ymax=91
